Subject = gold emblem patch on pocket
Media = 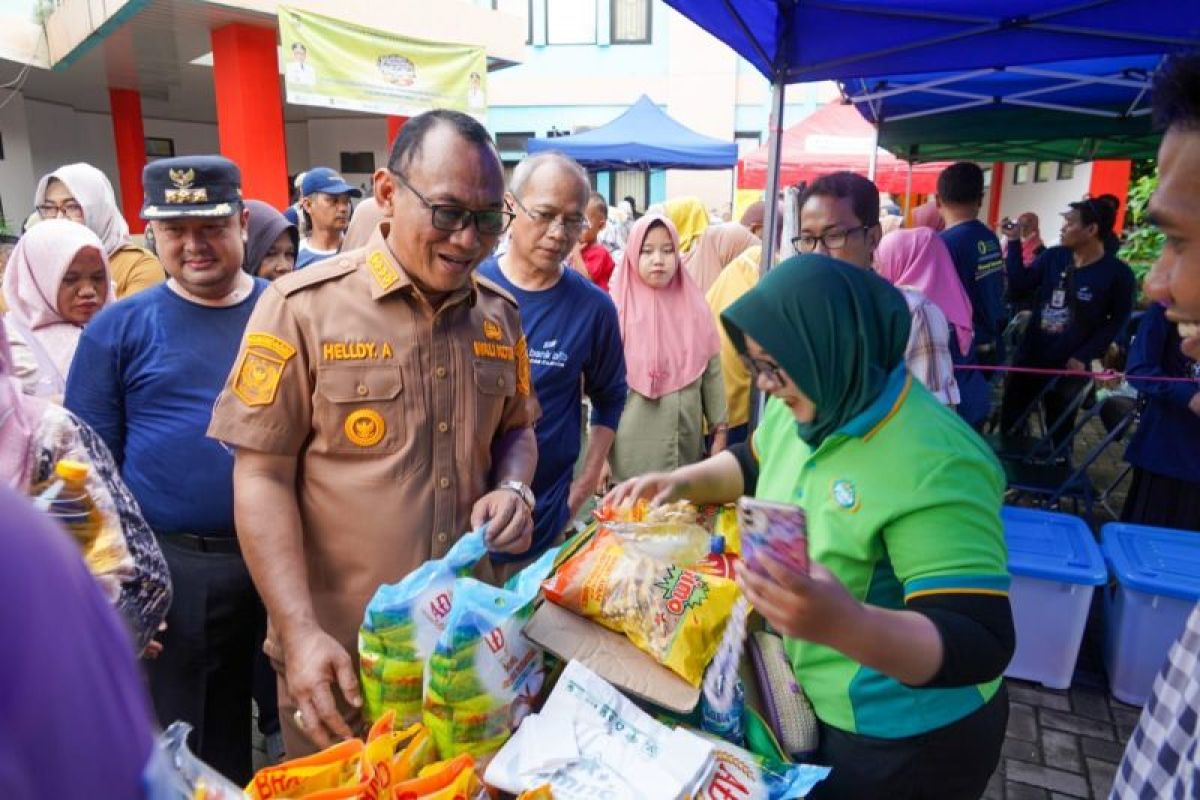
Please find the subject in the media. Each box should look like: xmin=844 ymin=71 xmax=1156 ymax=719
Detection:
xmin=344 ymin=408 xmax=386 ymax=447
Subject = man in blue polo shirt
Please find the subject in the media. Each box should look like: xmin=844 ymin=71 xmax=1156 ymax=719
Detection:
xmin=65 ymin=155 xmax=267 ymax=784
xmin=478 ymin=152 xmax=626 ymax=574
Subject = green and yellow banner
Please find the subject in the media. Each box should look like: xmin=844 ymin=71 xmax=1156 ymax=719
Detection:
xmin=278 ymin=6 xmax=488 ymax=119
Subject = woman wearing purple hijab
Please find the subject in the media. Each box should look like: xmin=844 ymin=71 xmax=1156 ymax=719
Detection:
xmin=0 ymin=484 xmax=157 ymax=798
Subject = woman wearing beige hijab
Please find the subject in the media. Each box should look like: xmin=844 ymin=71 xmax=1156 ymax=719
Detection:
xmin=34 ymin=163 xmax=165 ymax=299
xmin=682 ymin=222 xmax=759 ymax=294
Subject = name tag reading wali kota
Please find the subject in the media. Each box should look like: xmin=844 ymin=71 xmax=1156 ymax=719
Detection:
xmin=322 ymin=341 xmax=395 ymax=360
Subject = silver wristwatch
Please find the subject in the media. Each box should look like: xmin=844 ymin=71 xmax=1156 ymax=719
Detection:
xmin=499 ymin=480 xmax=535 ymax=511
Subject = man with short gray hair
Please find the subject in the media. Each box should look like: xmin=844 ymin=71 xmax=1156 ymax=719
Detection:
xmin=478 ymin=152 xmax=627 ymax=573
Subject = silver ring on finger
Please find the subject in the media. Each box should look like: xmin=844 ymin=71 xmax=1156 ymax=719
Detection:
xmin=293 ymin=709 xmax=306 ymax=729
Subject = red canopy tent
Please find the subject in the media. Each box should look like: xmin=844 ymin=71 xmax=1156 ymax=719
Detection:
xmin=738 ymin=103 xmax=951 ymax=195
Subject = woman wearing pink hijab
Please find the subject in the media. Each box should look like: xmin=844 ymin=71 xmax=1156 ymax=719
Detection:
xmin=609 ymin=214 xmax=727 ymax=482
xmin=3 ymin=219 xmax=112 ymax=396
xmin=876 ymin=227 xmax=991 ymax=426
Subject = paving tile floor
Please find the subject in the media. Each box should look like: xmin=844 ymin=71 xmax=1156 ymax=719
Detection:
xmin=986 ymin=679 xmax=1139 ymax=800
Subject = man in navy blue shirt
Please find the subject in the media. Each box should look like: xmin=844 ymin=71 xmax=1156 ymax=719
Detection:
xmin=478 ymin=152 xmax=626 ymax=574
xmin=65 ymin=156 xmax=266 ymax=784
xmin=1000 ymin=198 xmax=1134 ymax=446
xmin=938 ymin=163 xmax=1007 ymax=363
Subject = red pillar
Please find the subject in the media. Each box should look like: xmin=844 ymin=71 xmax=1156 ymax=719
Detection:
xmin=1088 ymin=160 xmax=1132 ymax=234
xmin=109 ymin=88 xmax=146 ymax=234
xmin=211 ymin=23 xmax=289 ymax=209
xmin=985 ymin=161 xmax=1005 ymax=229
xmin=387 ymin=116 xmax=408 ymax=152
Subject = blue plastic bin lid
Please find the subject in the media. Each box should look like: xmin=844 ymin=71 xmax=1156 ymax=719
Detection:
xmin=1002 ymin=506 xmax=1106 ymax=586
xmin=1102 ymin=523 xmax=1200 ymax=602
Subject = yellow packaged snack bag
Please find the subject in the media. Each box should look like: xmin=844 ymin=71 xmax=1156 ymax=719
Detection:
xmin=392 ymin=754 xmax=480 ymax=800
xmin=245 ymin=739 xmax=364 ymax=799
xmin=542 ymin=528 xmax=740 ymax=686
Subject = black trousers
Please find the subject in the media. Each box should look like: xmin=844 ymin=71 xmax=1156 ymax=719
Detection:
xmin=148 ymin=538 xmax=265 ymax=785
xmin=808 ymin=683 xmax=1008 ymax=800
xmin=1000 ymin=373 xmax=1089 ymax=450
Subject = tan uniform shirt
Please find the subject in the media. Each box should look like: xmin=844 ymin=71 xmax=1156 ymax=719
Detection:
xmin=108 ymin=245 xmax=165 ymax=300
xmin=207 ymin=222 xmax=540 ymax=655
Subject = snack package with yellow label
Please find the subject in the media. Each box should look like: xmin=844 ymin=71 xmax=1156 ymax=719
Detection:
xmin=391 ymin=754 xmax=482 ymax=800
xmin=541 ymin=528 xmax=741 ymax=687
xmin=359 ymin=528 xmax=489 ymax=724
xmin=424 ymin=545 xmax=559 ymax=760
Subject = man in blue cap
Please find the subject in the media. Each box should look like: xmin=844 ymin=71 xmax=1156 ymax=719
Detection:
xmin=296 ymin=167 xmax=362 ymax=269
xmin=66 ymin=154 xmax=268 ymax=784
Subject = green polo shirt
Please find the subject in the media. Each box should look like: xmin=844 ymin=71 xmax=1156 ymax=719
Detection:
xmin=752 ymin=365 xmax=1009 ymax=739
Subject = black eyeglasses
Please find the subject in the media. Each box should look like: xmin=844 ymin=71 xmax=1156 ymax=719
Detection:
xmin=36 ymin=200 xmax=85 ymax=220
xmin=792 ymin=225 xmax=872 ymax=253
xmin=390 ymin=171 xmax=514 ymax=235
xmin=740 ymin=354 xmax=787 ymax=386
xmin=509 ymin=193 xmax=588 ymax=235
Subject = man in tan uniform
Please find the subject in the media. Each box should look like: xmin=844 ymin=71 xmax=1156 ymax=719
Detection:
xmin=208 ymin=109 xmax=540 ymax=755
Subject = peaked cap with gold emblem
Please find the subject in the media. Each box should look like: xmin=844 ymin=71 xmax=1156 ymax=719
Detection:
xmin=141 ymin=155 xmax=243 ymax=220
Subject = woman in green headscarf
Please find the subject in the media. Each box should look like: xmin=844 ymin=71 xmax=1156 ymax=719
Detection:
xmin=606 ymin=254 xmax=1013 ymax=799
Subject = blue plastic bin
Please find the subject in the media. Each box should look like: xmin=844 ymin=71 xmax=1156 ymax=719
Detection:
xmin=1003 ymin=506 xmax=1107 ymax=689
xmin=1102 ymin=523 xmax=1200 ymax=706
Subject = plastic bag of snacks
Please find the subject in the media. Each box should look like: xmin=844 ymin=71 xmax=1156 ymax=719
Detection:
xmin=359 ymin=528 xmax=489 ymax=724
xmin=687 ymin=734 xmax=830 ymax=800
xmin=542 ymin=527 xmax=740 ymax=686
xmin=424 ymin=546 xmax=560 ymax=759
xmin=144 ymin=721 xmax=246 ymax=800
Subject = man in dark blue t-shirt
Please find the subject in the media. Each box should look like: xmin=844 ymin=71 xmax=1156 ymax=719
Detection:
xmin=478 ymin=153 xmax=626 ymax=575
xmin=1000 ymin=198 xmax=1134 ymax=445
xmin=938 ymin=162 xmax=1008 ymax=362
xmin=65 ymin=156 xmax=266 ymax=784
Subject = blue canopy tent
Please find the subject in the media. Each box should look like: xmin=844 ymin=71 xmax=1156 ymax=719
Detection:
xmin=525 ymin=94 xmax=738 ymax=171
xmin=843 ymin=55 xmax=1165 ymax=163
xmin=664 ymin=0 xmax=1200 ymax=268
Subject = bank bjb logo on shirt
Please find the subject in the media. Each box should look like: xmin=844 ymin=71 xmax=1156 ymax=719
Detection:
xmin=832 ymin=479 xmax=858 ymax=510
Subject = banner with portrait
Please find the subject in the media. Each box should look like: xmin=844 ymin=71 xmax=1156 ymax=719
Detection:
xmin=278 ymin=6 xmax=488 ymax=119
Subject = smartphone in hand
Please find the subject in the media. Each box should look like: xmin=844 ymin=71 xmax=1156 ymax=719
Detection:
xmin=736 ymin=497 xmax=809 ymax=575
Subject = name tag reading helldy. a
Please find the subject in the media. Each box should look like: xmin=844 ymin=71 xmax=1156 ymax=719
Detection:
xmin=321 ymin=341 xmax=395 ymax=361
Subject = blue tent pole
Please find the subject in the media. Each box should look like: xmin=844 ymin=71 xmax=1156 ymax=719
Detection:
xmin=759 ymin=79 xmax=787 ymax=276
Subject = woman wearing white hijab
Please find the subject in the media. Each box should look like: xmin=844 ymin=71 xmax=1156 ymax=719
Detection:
xmin=34 ymin=163 xmax=165 ymax=299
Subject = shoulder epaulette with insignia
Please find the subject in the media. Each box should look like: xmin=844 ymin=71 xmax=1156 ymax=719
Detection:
xmin=275 ymin=256 xmax=358 ymax=297
xmin=474 ymin=274 xmax=518 ymax=307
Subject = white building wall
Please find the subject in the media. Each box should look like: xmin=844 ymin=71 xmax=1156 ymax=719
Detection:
xmin=983 ymin=162 xmax=1093 ymax=248
xmin=0 ymin=93 xmax=36 ymax=229
xmin=664 ymin=7 xmax=736 ymax=212
xmin=301 ymin=116 xmax=388 ymax=195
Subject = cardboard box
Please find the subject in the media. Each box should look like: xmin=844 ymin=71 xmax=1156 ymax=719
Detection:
xmin=523 ymin=601 xmax=700 ymax=714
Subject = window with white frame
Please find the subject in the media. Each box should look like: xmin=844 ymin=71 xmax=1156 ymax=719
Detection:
xmin=546 ymin=0 xmax=597 ymax=44
xmin=611 ymin=0 xmax=650 ymax=43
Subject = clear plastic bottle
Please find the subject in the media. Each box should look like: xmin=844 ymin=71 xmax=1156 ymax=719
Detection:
xmin=30 ymin=459 xmax=103 ymax=548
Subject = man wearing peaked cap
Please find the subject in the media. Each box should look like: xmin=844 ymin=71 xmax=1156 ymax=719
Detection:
xmin=65 ymin=154 xmax=268 ymax=783
xmin=208 ymin=109 xmax=541 ymax=757
xmin=296 ymin=166 xmax=362 ymax=270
